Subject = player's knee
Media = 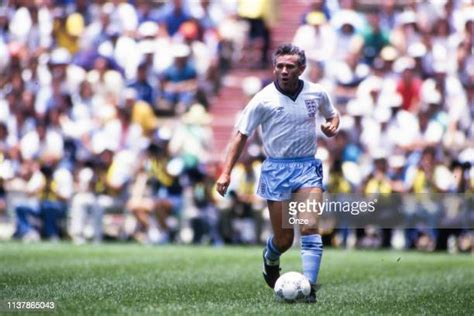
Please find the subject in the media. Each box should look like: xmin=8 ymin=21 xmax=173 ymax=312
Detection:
xmin=300 ymin=226 xmax=318 ymax=236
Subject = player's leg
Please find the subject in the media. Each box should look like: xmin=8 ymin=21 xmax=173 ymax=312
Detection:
xmin=262 ymin=200 xmax=294 ymax=288
xmin=296 ymin=187 xmax=324 ymax=302
xmin=258 ymin=158 xmax=294 ymax=288
xmin=267 ymin=200 xmax=294 ymax=258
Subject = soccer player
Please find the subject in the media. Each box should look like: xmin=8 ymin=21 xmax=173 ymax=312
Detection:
xmin=216 ymin=44 xmax=339 ymax=303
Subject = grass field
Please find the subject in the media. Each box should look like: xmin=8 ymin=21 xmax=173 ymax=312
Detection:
xmin=0 ymin=242 xmax=472 ymax=315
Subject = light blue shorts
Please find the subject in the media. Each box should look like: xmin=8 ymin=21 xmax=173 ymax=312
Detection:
xmin=257 ymin=156 xmax=323 ymax=201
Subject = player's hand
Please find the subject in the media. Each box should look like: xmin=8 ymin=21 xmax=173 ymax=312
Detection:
xmin=216 ymin=173 xmax=231 ymax=197
xmin=321 ymin=121 xmax=338 ymax=137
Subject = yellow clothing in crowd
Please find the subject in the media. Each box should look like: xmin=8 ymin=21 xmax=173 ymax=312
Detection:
xmin=238 ymin=0 xmax=278 ymax=26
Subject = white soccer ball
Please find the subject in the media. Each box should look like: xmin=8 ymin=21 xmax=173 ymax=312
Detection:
xmin=274 ymin=272 xmax=311 ymax=303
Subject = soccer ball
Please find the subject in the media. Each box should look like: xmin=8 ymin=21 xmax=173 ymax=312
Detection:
xmin=274 ymin=272 xmax=311 ymax=302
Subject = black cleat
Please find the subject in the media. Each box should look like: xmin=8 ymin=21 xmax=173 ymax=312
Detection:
xmin=304 ymin=285 xmax=317 ymax=303
xmin=262 ymin=249 xmax=280 ymax=289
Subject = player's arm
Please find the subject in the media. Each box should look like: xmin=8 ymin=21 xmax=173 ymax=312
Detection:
xmin=216 ymin=131 xmax=248 ymax=196
xmin=321 ymin=114 xmax=340 ymax=137
xmin=319 ymin=89 xmax=340 ymax=137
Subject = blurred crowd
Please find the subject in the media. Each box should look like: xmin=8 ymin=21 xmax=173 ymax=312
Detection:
xmin=0 ymin=0 xmax=472 ymax=253
xmin=0 ymin=0 xmax=254 ymax=245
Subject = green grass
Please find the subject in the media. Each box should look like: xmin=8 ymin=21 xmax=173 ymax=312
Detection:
xmin=0 ymin=242 xmax=472 ymax=315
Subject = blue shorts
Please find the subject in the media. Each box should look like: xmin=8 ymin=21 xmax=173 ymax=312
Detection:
xmin=257 ymin=156 xmax=323 ymax=201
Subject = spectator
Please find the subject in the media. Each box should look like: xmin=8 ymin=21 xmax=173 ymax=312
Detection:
xmin=237 ymin=0 xmax=275 ymax=68
xmin=364 ymin=155 xmax=392 ymax=194
xmin=420 ymin=59 xmax=467 ymax=130
xmin=52 ymin=9 xmax=84 ymax=55
xmin=293 ymin=11 xmax=335 ymax=69
xmin=178 ymin=20 xmax=218 ymax=95
xmin=189 ymin=167 xmax=221 ymax=245
xmin=36 ymin=160 xmax=72 ymax=240
xmin=127 ymin=63 xmax=155 ymax=106
xmin=19 ymin=120 xmax=64 ymax=162
xmin=332 ymin=51 xmax=370 ymax=107
xmin=105 ymin=0 xmax=138 ymax=36
xmin=300 ymin=0 xmax=332 ymax=24
xmin=12 ymin=160 xmax=42 ymax=241
xmin=128 ymin=142 xmax=183 ymax=244
xmin=86 ymin=55 xmax=124 ymax=102
xmin=379 ymin=0 xmax=397 ymax=31
xmin=101 ymin=106 xmax=146 ymax=154
xmin=136 ymin=0 xmax=160 ymax=24
xmin=168 ymin=103 xmax=213 ymax=168
xmin=388 ymin=155 xmax=407 ymax=193
xmin=355 ymin=12 xmax=390 ymax=66
xmin=390 ymin=11 xmax=422 ymax=56
xmin=159 ymin=44 xmax=198 ymax=114
xmin=330 ymin=10 xmax=362 ymax=62
xmin=394 ymin=57 xmax=422 ymax=113
xmin=158 ymin=0 xmax=191 ymax=37
xmin=227 ymin=157 xmax=264 ymax=244
xmin=69 ymin=160 xmax=103 ymax=244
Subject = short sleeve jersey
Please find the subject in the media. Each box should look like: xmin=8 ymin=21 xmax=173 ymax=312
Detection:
xmin=236 ymin=80 xmax=336 ymax=158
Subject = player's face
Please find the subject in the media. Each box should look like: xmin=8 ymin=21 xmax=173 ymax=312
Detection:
xmin=274 ymin=54 xmax=305 ymax=92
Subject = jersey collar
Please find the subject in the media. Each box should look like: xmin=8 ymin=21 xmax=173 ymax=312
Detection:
xmin=274 ymin=79 xmax=304 ymax=102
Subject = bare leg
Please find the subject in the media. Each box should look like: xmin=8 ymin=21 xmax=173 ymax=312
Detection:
xmin=267 ymin=200 xmax=294 ymax=252
xmin=295 ymin=188 xmax=322 ymax=236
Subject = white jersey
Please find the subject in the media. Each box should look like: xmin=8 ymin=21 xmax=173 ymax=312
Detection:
xmin=236 ymin=80 xmax=336 ymax=158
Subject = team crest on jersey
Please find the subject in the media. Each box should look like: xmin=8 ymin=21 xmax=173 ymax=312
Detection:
xmin=304 ymin=98 xmax=318 ymax=117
